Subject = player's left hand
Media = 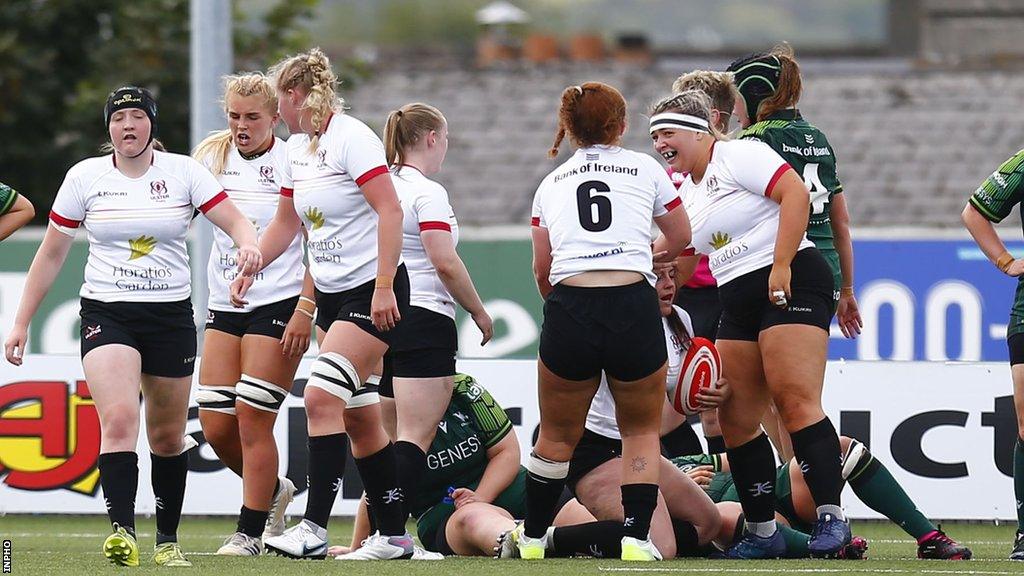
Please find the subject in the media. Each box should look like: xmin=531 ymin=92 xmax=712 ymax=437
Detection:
xmin=837 ymin=293 xmax=863 ymax=339
xmin=767 ymin=264 xmax=791 ymax=308
xmin=451 ymin=487 xmax=479 ymax=509
xmin=236 ymin=242 xmax=262 ymax=277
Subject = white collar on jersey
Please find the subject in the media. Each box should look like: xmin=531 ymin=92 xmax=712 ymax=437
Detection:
xmin=649 ymin=113 xmax=710 ymax=135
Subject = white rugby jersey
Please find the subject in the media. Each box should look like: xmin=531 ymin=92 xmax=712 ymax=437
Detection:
xmin=281 ymin=113 xmax=393 ymax=293
xmin=680 ymin=139 xmax=814 ymax=285
xmin=531 ymin=145 xmax=681 ymax=287
xmin=202 ymin=138 xmax=305 ymax=312
xmin=49 ymin=151 xmax=226 ymax=303
xmin=585 ymin=306 xmax=693 ymax=440
xmin=394 ymin=165 xmax=459 ymax=319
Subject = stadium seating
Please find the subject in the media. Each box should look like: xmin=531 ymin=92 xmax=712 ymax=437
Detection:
xmin=343 ymin=64 xmax=1024 ymax=228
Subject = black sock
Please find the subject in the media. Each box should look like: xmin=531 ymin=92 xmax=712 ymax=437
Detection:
xmin=98 ymin=451 xmax=138 ymax=536
xmin=304 ymin=433 xmax=348 ymax=529
xmin=790 ymin=417 xmax=843 ymax=511
xmin=394 ymin=441 xmax=426 ymax=519
xmin=661 ymin=422 xmax=703 ymax=458
xmin=237 ymin=505 xmax=269 ymax=539
xmin=151 ymin=451 xmax=189 ymax=544
xmin=706 ymin=435 xmax=727 ymax=454
xmin=726 ymin=433 xmax=777 ymax=523
xmin=672 ymin=519 xmax=700 ymax=557
xmin=621 ymin=483 xmax=659 ymax=540
xmin=364 ymin=495 xmax=378 ymax=534
xmin=550 ymin=520 xmax=623 ymax=557
xmin=524 ymin=455 xmax=568 ymax=538
xmin=354 ymin=443 xmax=406 ymax=536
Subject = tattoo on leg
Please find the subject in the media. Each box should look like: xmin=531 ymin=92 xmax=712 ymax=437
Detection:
xmin=631 ymin=456 xmax=648 ymax=473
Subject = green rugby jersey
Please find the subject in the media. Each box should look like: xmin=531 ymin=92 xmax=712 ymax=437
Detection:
xmin=0 ymin=182 xmax=19 ymax=216
xmin=739 ymin=110 xmax=843 ymax=254
xmin=968 ymin=149 xmax=1024 ymax=337
xmin=409 ymin=373 xmax=514 ymax=518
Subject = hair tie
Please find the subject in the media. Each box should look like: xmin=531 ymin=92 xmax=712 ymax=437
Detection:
xmin=396 ymin=110 xmax=403 ymax=118
xmin=574 ymin=85 xmax=584 ymax=96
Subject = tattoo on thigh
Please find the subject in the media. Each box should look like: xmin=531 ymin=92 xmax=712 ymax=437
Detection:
xmin=631 ymin=456 xmax=648 ymax=473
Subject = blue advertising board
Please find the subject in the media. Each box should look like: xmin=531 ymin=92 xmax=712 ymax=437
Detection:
xmin=830 ymin=240 xmax=1024 ymax=361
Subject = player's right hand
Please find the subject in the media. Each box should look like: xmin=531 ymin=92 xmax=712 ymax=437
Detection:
xmin=473 ymin=310 xmax=494 ymax=345
xmin=685 ymin=465 xmax=715 ymax=488
xmin=4 ymin=324 xmax=28 ymax=366
xmin=230 ymin=275 xmax=253 ymax=308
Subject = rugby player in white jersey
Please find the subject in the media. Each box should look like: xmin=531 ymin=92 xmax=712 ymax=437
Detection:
xmin=535 ymin=270 xmax=723 ymax=559
xmin=513 ymin=82 xmax=690 ymax=562
xmin=650 ymin=90 xmax=847 ymax=559
xmin=231 ymin=48 xmax=413 ymax=560
xmin=334 ymin=103 xmax=493 ymax=560
xmin=4 ymin=86 xmax=262 ymax=567
xmin=191 ymin=73 xmax=310 ymax=556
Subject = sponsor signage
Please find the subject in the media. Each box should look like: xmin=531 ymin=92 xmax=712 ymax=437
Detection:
xmin=0 ymin=357 xmax=1017 ymax=519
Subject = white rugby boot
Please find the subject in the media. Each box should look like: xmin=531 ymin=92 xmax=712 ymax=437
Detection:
xmin=334 ymin=531 xmax=415 ymax=560
xmin=217 ymin=532 xmax=263 ymax=556
xmin=263 ymin=519 xmax=328 ymax=559
xmin=262 ymin=476 xmax=297 ymax=540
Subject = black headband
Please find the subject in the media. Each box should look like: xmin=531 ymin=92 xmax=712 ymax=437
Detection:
xmin=726 ymin=53 xmax=781 ymax=123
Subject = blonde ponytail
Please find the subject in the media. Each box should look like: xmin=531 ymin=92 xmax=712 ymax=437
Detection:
xmin=192 ymin=129 xmax=234 ymax=176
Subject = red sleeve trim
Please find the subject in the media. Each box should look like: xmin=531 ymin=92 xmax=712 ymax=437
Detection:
xmin=681 ymin=247 xmax=696 ymax=256
xmin=198 ymin=190 xmax=228 ymax=214
xmin=280 ymin=187 xmax=294 ymax=198
xmin=531 ymin=216 xmax=541 ymax=227
xmin=49 ymin=210 xmax=81 ymax=228
xmin=355 ymin=165 xmax=389 ymax=187
xmin=765 ymin=164 xmax=793 ymax=198
xmin=663 ymin=196 xmax=682 ymax=212
xmin=419 ymin=220 xmax=452 ymax=232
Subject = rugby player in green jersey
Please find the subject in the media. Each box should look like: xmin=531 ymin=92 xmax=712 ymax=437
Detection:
xmin=727 ymin=44 xmax=862 ymax=341
xmin=671 ymin=435 xmax=972 ymax=560
xmin=962 ymin=149 xmax=1024 ymax=560
xmin=331 ymin=374 xmax=633 ymax=559
xmin=0 ymin=181 xmax=34 ymax=241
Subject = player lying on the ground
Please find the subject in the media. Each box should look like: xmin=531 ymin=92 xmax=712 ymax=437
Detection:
xmin=328 ymin=374 xmax=635 ymax=558
xmin=672 ymin=435 xmax=972 ymax=560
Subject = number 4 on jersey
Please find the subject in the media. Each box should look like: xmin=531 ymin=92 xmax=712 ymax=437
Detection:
xmin=803 ymin=163 xmax=830 ymax=215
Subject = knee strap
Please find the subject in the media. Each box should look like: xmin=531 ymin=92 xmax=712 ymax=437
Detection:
xmin=306 ymin=352 xmax=360 ymax=403
xmin=841 ymin=439 xmax=870 ymax=480
xmin=236 ymin=375 xmax=289 ymax=413
xmin=196 ymin=385 xmax=237 ymax=415
xmin=528 ymin=451 xmax=569 ymax=480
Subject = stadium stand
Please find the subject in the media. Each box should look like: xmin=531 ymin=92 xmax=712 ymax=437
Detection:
xmin=343 ymin=64 xmax=1024 ymax=229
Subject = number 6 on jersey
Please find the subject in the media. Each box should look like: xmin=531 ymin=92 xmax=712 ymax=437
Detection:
xmin=577 ymin=180 xmax=612 ymax=232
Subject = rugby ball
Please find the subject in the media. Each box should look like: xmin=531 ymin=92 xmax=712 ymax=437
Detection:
xmin=671 ymin=337 xmax=721 ymax=415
